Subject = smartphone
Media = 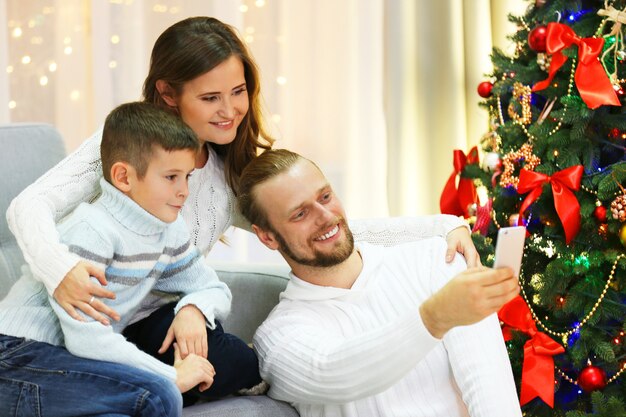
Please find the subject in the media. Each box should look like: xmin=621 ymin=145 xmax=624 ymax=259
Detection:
xmin=493 ymin=226 xmax=526 ymax=278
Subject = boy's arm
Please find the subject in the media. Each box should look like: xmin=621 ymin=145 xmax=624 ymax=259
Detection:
xmin=52 ymin=220 xmax=177 ymax=382
xmin=51 ymin=297 xmax=177 ymax=382
xmin=153 ymin=219 xmax=232 ymax=329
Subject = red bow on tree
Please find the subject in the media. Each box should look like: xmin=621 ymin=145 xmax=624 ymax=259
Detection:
xmin=440 ymin=147 xmax=479 ymax=218
xmin=499 ymin=296 xmax=565 ymax=408
xmin=517 ymin=165 xmax=583 ymax=245
xmin=532 ymin=22 xmax=620 ymax=109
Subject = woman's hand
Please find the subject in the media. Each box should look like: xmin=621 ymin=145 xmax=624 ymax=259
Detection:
xmin=53 ymin=261 xmax=120 ymax=325
xmin=445 ymin=226 xmax=482 ymax=268
xmin=159 ymin=305 xmax=208 ymax=359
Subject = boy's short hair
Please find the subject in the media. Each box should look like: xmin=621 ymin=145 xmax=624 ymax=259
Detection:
xmin=101 ymin=102 xmax=200 ymax=182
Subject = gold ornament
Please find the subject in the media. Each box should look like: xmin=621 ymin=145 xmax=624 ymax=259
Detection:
xmin=536 ymin=52 xmax=551 ymax=71
xmin=508 ymin=82 xmax=533 ymax=125
xmin=611 ymin=194 xmax=626 ymax=222
xmin=598 ymin=223 xmax=609 ymax=239
xmin=620 ymin=223 xmax=626 ymax=247
xmin=499 ymin=144 xmax=542 ymax=188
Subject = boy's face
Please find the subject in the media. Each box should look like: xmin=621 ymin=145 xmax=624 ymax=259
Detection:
xmin=127 ymin=147 xmax=196 ymax=223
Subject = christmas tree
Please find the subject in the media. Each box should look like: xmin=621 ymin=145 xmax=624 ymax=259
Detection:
xmin=441 ymin=0 xmax=626 ymax=415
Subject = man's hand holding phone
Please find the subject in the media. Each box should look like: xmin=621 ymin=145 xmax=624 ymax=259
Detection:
xmin=493 ymin=226 xmax=526 ymax=278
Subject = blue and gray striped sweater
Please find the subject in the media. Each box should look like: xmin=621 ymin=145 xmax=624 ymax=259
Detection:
xmin=0 ymin=178 xmax=232 ymax=382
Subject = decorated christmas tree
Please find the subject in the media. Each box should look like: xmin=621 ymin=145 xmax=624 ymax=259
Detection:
xmin=441 ymin=0 xmax=626 ymax=415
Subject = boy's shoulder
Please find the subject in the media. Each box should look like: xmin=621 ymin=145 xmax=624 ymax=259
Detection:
xmin=56 ymin=200 xmax=118 ymax=240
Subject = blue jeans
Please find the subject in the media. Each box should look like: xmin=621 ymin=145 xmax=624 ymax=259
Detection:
xmin=0 ymin=335 xmax=182 ymax=417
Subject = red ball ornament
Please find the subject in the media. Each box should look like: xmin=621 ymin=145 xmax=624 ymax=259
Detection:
xmin=477 ymin=81 xmax=494 ymax=98
xmin=528 ymin=25 xmax=548 ymax=53
xmin=578 ymin=365 xmax=607 ymax=392
xmin=609 ymin=128 xmax=621 ymax=139
xmin=594 ymin=205 xmax=607 ymax=222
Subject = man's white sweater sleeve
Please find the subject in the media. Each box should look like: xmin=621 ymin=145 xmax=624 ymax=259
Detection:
xmin=254 ymin=308 xmax=439 ymax=404
xmin=6 ymin=129 xmax=104 ymax=295
xmin=445 ymin=314 xmax=523 ymax=417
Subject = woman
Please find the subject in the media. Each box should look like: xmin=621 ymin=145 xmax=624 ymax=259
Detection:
xmin=6 ymin=16 xmax=479 ymax=403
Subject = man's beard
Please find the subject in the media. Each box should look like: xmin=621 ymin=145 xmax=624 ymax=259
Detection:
xmin=273 ymin=219 xmax=355 ymax=268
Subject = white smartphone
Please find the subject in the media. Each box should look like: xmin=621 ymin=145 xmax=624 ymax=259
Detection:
xmin=493 ymin=226 xmax=526 ymax=278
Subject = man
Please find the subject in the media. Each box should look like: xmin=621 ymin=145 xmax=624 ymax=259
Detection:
xmin=237 ymin=149 xmax=523 ymax=417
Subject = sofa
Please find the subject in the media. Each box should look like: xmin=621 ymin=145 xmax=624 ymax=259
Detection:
xmin=0 ymin=123 xmax=299 ymax=417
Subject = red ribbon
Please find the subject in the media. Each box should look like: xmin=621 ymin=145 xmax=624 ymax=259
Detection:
xmin=499 ymin=296 xmax=564 ymax=407
xmin=532 ymin=22 xmax=620 ymax=110
xmin=439 ymin=147 xmax=478 ymax=218
xmin=517 ymin=165 xmax=583 ymax=245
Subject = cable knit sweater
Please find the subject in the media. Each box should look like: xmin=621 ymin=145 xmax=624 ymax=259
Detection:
xmin=0 ymin=179 xmax=232 ymax=383
xmin=6 ymin=128 xmax=466 ymax=298
xmin=254 ymin=240 xmax=522 ymax=417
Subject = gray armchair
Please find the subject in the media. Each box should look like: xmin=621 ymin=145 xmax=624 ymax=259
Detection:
xmin=0 ymin=123 xmax=298 ymax=417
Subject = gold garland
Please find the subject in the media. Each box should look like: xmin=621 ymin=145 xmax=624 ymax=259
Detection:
xmin=495 ymin=58 xmax=576 ymax=143
xmin=518 ymin=253 xmax=624 ymax=346
xmin=556 ymin=361 xmax=626 ymax=388
xmin=508 ymin=82 xmax=533 ymax=125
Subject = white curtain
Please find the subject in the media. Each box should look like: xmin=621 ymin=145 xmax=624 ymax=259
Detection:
xmin=1 ymin=0 xmax=525 ymax=264
xmin=384 ymin=0 xmax=527 ymax=216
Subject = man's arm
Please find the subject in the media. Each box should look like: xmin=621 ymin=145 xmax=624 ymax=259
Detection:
xmin=254 ymin=308 xmax=440 ymax=404
xmin=255 ymin=240 xmax=519 ymax=405
xmin=445 ymin=313 xmax=523 ymax=416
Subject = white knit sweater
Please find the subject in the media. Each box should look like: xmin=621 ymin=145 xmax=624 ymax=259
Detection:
xmin=6 ymin=128 xmax=467 ymax=298
xmin=254 ymin=240 xmax=522 ymax=417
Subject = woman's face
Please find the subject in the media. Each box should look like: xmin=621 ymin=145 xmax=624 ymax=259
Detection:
xmin=173 ymin=55 xmax=249 ymax=145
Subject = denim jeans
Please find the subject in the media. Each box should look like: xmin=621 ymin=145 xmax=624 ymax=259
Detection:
xmin=0 ymin=334 xmax=182 ymax=417
xmin=123 ymin=302 xmax=262 ymax=404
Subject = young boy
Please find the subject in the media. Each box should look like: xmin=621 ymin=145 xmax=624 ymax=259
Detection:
xmin=0 ymin=102 xmax=231 ymax=417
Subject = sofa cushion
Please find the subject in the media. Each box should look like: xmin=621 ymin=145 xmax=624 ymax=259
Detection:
xmin=214 ymin=263 xmax=289 ymax=344
xmin=182 ymin=396 xmax=298 ymax=417
xmin=0 ymin=123 xmax=66 ymax=298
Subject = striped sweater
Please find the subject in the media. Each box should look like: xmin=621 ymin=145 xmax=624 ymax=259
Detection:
xmin=254 ymin=239 xmax=522 ymax=417
xmin=0 ymin=178 xmax=232 ymax=382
